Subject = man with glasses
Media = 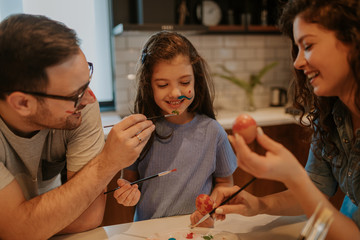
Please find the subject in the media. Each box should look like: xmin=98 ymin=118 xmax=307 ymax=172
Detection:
xmin=0 ymin=14 xmax=155 ymax=239
xmin=12 ymin=62 xmax=93 ymax=110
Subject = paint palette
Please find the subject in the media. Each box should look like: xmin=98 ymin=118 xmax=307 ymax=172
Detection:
xmin=146 ymin=229 xmax=239 ymax=240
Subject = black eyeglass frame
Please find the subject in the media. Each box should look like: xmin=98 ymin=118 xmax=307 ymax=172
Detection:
xmin=9 ymin=62 xmax=93 ymax=108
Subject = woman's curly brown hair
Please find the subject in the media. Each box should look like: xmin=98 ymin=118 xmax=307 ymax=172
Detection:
xmin=278 ymin=0 xmax=360 ymax=156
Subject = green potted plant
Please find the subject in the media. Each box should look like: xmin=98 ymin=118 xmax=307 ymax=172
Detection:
xmin=214 ymin=61 xmax=278 ymax=111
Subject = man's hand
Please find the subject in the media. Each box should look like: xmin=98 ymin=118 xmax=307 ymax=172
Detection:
xmin=100 ymin=114 xmax=155 ymax=171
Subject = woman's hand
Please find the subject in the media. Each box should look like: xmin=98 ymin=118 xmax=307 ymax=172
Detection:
xmin=228 ymin=128 xmax=304 ymax=184
xmin=211 ymin=186 xmax=262 ymax=220
xmin=113 ymin=179 xmax=140 ymax=206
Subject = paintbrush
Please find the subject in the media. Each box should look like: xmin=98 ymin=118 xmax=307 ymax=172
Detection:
xmin=146 ymin=113 xmax=178 ymax=120
xmin=190 ymin=177 xmax=256 ymax=228
xmin=103 ymin=113 xmax=178 ymax=128
xmin=104 ymin=169 xmax=177 ymax=194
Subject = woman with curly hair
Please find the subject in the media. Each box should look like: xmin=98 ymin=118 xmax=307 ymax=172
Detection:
xmin=210 ymin=0 xmax=360 ymax=239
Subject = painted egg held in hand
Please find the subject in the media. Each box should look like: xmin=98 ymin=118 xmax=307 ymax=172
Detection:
xmin=195 ymin=194 xmax=214 ymax=215
xmin=232 ymin=114 xmax=257 ymax=144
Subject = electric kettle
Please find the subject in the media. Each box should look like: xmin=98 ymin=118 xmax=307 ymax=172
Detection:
xmin=270 ymin=87 xmax=287 ymax=107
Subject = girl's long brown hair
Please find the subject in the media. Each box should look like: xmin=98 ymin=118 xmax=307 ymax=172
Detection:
xmin=134 ymin=31 xmax=216 ymax=160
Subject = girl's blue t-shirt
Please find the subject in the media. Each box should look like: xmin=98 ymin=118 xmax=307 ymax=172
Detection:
xmin=128 ymin=114 xmax=237 ymax=221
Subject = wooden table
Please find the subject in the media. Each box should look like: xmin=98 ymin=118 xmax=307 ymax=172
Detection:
xmin=52 ymin=214 xmax=307 ymax=240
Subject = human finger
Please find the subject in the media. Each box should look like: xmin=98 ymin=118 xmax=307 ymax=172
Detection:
xmin=100 ymin=117 xmax=155 ymax=171
xmin=132 ymin=123 xmax=155 ymax=150
xmin=123 ymin=185 xmax=140 ymax=206
xmin=215 ymin=213 xmax=226 ymax=221
xmin=212 ymin=186 xmax=241 ymax=208
xmin=190 ymin=211 xmax=214 ymax=228
xmin=105 ymin=115 xmax=153 ymax=151
xmin=117 ymin=178 xmax=130 ymax=187
xmin=255 ymin=127 xmax=284 ymax=154
xmin=115 ymin=114 xmax=147 ymax=131
xmin=197 ymin=217 xmax=214 ymax=228
xmin=228 ymin=133 xmax=254 ymax=159
xmin=113 ymin=118 xmax=154 ymax=141
xmin=114 ymin=179 xmax=134 ymax=199
xmin=114 ymin=184 xmax=139 ymax=206
xmin=229 ymin=134 xmax=266 ymax=176
xmin=190 ymin=211 xmax=202 ymax=225
xmin=114 ymin=181 xmax=131 ymax=197
xmin=189 ymin=212 xmax=196 ymax=224
xmin=215 ymin=204 xmax=249 ymax=216
xmin=113 ymin=184 xmax=131 ymax=203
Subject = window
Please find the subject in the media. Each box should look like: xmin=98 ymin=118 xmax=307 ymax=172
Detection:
xmin=0 ymin=0 xmax=115 ymax=111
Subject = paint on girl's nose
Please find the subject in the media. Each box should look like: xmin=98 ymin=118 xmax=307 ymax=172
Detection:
xmin=88 ymin=89 xmax=96 ymax=100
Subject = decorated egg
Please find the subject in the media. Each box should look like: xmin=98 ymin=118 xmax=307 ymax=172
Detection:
xmin=232 ymin=114 xmax=257 ymax=144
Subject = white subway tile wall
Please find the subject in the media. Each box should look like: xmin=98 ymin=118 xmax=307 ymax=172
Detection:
xmin=114 ymin=33 xmax=293 ymax=116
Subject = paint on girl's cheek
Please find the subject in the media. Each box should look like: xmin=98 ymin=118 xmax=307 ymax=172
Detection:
xmin=178 ymin=90 xmax=194 ymax=100
xmin=66 ymin=110 xmax=74 ymax=114
xmin=88 ymin=89 xmax=96 ymax=100
xmin=178 ymin=95 xmax=192 ymax=100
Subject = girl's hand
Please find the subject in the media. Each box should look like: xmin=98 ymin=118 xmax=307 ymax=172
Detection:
xmin=228 ymin=128 xmax=304 ymax=184
xmin=190 ymin=210 xmax=214 ymax=228
xmin=211 ymin=186 xmax=261 ymax=220
xmin=113 ymin=179 xmax=140 ymax=206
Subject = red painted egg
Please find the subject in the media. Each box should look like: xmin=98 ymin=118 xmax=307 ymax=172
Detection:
xmin=232 ymin=114 xmax=257 ymax=144
xmin=195 ymin=194 xmax=214 ymax=215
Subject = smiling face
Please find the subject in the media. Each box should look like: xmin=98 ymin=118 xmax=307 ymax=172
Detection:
xmin=293 ymin=16 xmax=355 ymax=100
xmin=151 ymin=54 xmax=195 ymax=124
xmin=28 ymin=51 xmax=96 ymax=130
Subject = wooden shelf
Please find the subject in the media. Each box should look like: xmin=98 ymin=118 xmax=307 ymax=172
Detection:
xmin=113 ymin=23 xmax=207 ymax=35
xmin=207 ymin=25 xmax=280 ymax=34
xmin=114 ymin=24 xmax=281 ymax=35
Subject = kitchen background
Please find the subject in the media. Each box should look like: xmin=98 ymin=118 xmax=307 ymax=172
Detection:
xmin=111 ymin=0 xmax=293 ymax=116
xmin=114 ymin=32 xmax=292 ymax=116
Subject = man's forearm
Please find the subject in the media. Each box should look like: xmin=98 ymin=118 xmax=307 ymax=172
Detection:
xmin=57 ymin=170 xmax=108 ymax=234
xmin=7 ymin=154 xmax=117 ymax=240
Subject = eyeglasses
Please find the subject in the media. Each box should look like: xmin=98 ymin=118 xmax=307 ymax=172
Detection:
xmin=17 ymin=62 xmax=93 ymax=108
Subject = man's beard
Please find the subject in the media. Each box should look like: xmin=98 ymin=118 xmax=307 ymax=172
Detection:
xmin=28 ymin=103 xmax=83 ymax=130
